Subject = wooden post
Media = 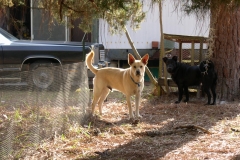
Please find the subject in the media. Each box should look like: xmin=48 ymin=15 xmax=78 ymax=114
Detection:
xmin=191 ymin=41 xmax=195 ymax=66
xmin=159 ymin=1 xmax=168 ymax=95
xmin=199 ymin=39 xmax=203 ymax=62
xmin=179 ymin=42 xmax=182 ymax=63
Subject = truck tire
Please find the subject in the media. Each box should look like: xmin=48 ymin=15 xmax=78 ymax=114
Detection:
xmin=28 ymin=61 xmax=56 ymax=89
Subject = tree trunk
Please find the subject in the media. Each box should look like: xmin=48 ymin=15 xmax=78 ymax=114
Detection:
xmin=212 ymin=5 xmax=240 ymax=101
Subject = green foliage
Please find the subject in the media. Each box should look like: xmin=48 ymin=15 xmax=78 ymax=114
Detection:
xmin=4 ymin=0 xmax=240 ymax=34
xmin=37 ymin=0 xmax=146 ymax=33
xmin=0 ymin=0 xmax=13 ymax=8
xmin=0 ymin=0 xmax=145 ymax=34
xmin=177 ymin=0 xmax=240 ymax=15
xmin=181 ymin=0 xmax=210 ymax=14
xmin=14 ymin=109 xmax=23 ymax=122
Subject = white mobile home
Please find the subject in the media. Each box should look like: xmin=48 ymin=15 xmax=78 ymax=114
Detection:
xmin=98 ymin=0 xmax=210 ymax=62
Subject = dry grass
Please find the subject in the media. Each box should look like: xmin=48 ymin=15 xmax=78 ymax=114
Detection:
xmin=22 ymin=82 xmax=240 ymax=160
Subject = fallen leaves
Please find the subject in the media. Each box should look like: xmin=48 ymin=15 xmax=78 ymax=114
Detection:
xmin=8 ymin=83 xmax=240 ymax=159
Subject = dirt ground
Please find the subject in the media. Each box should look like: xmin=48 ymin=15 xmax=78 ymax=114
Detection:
xmin=23 ymin=82 xmax=240 ymax=160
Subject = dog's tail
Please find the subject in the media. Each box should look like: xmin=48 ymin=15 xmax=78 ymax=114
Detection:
xmin=86 ymin=50 xmax=98 ymax=75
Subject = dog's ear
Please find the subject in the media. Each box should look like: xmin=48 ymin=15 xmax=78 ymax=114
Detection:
xmin=128 ymin=54 xmax=135 ymax=65
xmin=163 ymin=57 xmax=168 ymax=63
xmin=141 ymin=54 xmax=149 ymax=65
xmin=172 ymin=56 xmax=178 ymax=61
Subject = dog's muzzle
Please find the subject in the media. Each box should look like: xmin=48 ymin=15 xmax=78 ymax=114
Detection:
xmin=136 ymin=70 xmax=141 ymax=76
xmin=204 ymin=64 xmax=208 ymax=70
xmin=167 ymin=67 xmax=174 ymax=73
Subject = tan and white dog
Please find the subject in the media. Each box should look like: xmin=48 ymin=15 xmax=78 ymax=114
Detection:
xmin=86 ymin=51 xmax=149 ymax=119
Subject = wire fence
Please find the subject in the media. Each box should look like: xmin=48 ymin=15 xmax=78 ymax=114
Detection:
xmin=0 ymin=62 xmax=90 ymax=159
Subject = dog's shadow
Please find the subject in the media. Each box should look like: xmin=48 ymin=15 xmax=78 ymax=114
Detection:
xmin=88 ymin=113 xmax=139 ymax=129
xmin=85 ymin=91 xmax=240 ymax=159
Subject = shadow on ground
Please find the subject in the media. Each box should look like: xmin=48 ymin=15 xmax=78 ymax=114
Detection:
xmin=83 ymin=83 xmax=240 ymax=160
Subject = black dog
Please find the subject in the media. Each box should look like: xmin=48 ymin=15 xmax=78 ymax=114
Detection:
xmin=199 ymin=60 xmax=217 ymax=105
xmin=163 ymin=56 xmax=202 ymax=104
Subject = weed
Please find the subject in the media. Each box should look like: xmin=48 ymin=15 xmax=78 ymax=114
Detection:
xmin=80 ymin=128 xmax=91 ymax=138
xmin=61 ymin=134 xmax=66 ymax=140
xmin=14 ymin=109 xmax=23 ymax=122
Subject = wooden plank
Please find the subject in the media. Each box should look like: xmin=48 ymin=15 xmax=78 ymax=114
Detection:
xmin=191 ymin=41 xmax=195 ymax=66
xmin=179 ymin=42 xmax=182 ymax=63
xmin=158 ymin=78 xmax=200 ymax=90
xmin=164 ymin=33 xmax=208 ymax=43
xmin=158 ymin=78 xmax=177 ymax=87
xmin=199 ymin=40 xmax=203 ymax=62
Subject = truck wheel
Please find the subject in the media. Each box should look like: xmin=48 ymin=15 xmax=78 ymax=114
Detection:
xmin=29 ymin=61 xmax=55 ymax=89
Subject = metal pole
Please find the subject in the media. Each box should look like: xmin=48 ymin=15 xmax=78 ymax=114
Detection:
xmin=65 ymin=16 xmax=70 ymax=41
xmin=30 ymin=0 xmax=33 ymax=40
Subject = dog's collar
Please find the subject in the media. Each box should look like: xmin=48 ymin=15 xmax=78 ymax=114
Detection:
xmin=201 ymin=70 xmax=208 ymax=75
xmin=200 ymin=62 xmax=210 ymax=76
xmin=130 ymin=76 xmax=141 ymax=87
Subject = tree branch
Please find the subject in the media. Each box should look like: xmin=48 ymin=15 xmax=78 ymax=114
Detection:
xmin=59 ymin=0 xmax=64 ymax=21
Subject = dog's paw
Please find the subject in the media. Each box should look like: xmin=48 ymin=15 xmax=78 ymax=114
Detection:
xmin=131 ymin=119 xmax=140 ymax=125
xmin=129 ymin=117 xmax=135 ymax=121
xmin=136 ymin=114 xmax=142 ymax=119
xmin=90 ymin=112 xmax=94 ymax=117
xmin=175 ymin=101 xmax=180 ymax=104
xmin=129 ymin=114 xmax=134 ymax=120
xmin=183 ymin=99 xmax=189 ymax=103
xmin=129 ymin=113 xmax=135 ymax=120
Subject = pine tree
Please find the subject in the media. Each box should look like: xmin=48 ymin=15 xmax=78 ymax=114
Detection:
xmin=178 ymin=0 xmax=240 ymax=101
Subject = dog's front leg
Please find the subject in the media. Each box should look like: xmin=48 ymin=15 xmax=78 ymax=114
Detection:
xmin=211 ymin=85 xmax=217 ymax=105
xmin=176 ymin=85 xmax=183 ymax=103
xmin=184 ymin=86 xmax=189 ymax=102
xmin=135 ymin=92 xmax=142 ymax=118
xmin=126 ymin=96 xmax=134 ymax=119
xmin=203 ymin=87 xmax=211 ymax=105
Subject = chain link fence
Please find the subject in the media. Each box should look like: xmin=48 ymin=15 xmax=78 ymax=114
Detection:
xmin=0 ymin=62 xmax=90 ymax=159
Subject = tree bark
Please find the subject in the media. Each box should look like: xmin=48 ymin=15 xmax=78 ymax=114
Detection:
xmin=212 ymin=5 xmax=240 ymax=101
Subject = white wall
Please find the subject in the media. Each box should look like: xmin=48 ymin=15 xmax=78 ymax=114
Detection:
xmin=99 ymin=0 xmax=210 ymax=50
xmin=162 ymin=1 xmax=209 ymax=37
